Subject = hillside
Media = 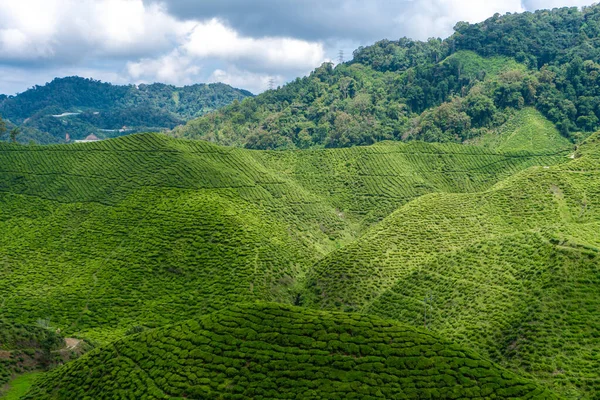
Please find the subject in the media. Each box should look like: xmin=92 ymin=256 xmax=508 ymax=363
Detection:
xmin=0 ymin=77 xmax=252 ymax=144
xmin=0 ymin=133 xmax=568 ymax=343
xmin=469 ymin=108 xmax=573 ymax=153
xmin=173 ymin=5 xmax=600 ymax=150
xmin=23 ymin=303 xmax=554 ymax=399
xmin=304 ymin=133 xmax=600 ymax=397
xmin=0 ymin=320 xmax=63 ymax=393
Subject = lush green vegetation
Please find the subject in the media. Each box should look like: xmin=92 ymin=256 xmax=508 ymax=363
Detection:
xmin=174 ymin=4 xmax=600 ymax=149
xmin=0 ymin=320 xmax=63 ymax=391
xmin=0 ymin=133 xmax=562 ymax=344
xmin=0 ymin=77 xmax=252 ymax=144
xmin=24 ymin=303 xmax=554 ymax=399
xmin=172 ymin=51 xmax=521 ymax=149
xmin=305 ymin=133 xmax=600 ymax=397
xmin=469 ymin=108 xmax=573 ymax=152
xmin=1 ymin=372 xmax=43 ymax=400
xmin=3 ymin=5 xmax=600 ymax=399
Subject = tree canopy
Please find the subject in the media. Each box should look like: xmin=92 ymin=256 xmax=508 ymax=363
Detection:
xmin=174 ymin=4 xmax=600 ymax=149
xmin=0 ymin=77 xmax=252 ymax=144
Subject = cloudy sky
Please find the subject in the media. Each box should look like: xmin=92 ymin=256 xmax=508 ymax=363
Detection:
xmin=0 ymin=0 xmax=596 ymax=95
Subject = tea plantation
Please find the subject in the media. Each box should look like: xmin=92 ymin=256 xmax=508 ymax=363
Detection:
xmin=470 ymin=108 xmax=573 ymax=153
xmin=306 ymin=133 xmax=600 ymax=397
xmin=2 ymin=129 xmax=598 ymax=398
xmin=23 ymin=303 xmax=555 ymax=399
xmin=0 ymin=133 xmax=565 ymax=343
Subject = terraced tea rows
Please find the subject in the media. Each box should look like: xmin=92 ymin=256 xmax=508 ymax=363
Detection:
xmin=305 ymin=133 xmax=600 ymax=398
xmin=0 ymin=133 xmax=567 ymax=342
xmin=368 ymin=231 xmax=600 ymax=397
xmin=253 ymin=140 xmax=570 ymax=227
xmin=471 ymin=108 xmax=573 ymax=153
xmin=306 ymin=134 xmax=599 ymax=311
xmin=24 ymin=303 xmax=555 ymax=400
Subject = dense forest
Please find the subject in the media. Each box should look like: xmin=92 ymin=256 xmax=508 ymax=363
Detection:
xmin=0 ymin=77 xmax=252 ymax=144
xmin=173 ymin=4 xmax=600 ymax=149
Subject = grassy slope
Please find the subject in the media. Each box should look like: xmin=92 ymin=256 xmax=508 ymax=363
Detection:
xmin=1 ymin=372 xmax=42 ymax=400
xmin=24 ymin=303 xmax=554 ymax=400
xmin=442 ymin=50 xmax=526 ymax=78
xmin=470 ymin=108 xmax=573 ymax=153
xmin=0 ymin=134 xmax=566 ymax=343
xmin=305 ymin=134 xmax=600 ymax=398
xmin=0 ymin=134 xmax=347 ymax=342
xmin=0 ymin=321 xmax=62 ymax=391
xmin=368 ymin=231 xmax=599 ymax=398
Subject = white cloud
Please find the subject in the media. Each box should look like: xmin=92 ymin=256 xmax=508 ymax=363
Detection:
xmin=0 ymin=0 xmax=598 ymax=94
xmin=394 ymin=0 xmax=525 ymax=40
xmin=0 ymin=0 xmax=184 ymax=62
xmin=0 ymin=1 xmax=326 ymax=92
xmin=523 ymin=0 xmax=597 ymax=10
xmin=183 ymin=19 xmax=325 ymax=72
xmin=126 ymin=50 xmax=201 ymax=85
xmin=122 ymin=17 xmax=324 ymax=89
xmin=209 ymin=68 xmax=284 ymax=94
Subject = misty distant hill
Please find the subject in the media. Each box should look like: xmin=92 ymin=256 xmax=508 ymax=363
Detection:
xmin=0 ymin=76 xmax=252 ymax=144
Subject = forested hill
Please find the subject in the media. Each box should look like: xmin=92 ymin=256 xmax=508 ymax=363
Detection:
xmin=173 ymin=4 xmax=600 ymax=150
xmin=0 ymin=77 xmax=252 ymax=144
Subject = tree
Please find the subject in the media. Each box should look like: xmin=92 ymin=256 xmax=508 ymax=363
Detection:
xmin=9 ymin=127 xmax=20 ymax=143
xmin=0 ymin=115 xmax=5 ymax=138
xmin=466 ymin=94 xmax=497 ymax=127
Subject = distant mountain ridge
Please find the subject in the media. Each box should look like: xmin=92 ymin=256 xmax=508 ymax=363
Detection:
xmin=0 ymin=76 xmax=252 ymax=144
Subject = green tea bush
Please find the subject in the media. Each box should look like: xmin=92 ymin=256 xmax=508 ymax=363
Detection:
xmin=0 ymin=133 xmax=563 ymax=343
xmin=306 ymin=133 xmax=600 ymax=398
xmin=24 ymin=303 xmax=554 ymax=399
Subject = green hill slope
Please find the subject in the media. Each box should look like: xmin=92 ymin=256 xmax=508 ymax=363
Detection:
xmin=470 ymin=108 xmax=573 ymax=153
xmin=172 ymin=5 xmax=600 ymax=150
xmin=0 ymin=134 xmax=343 ymax=342
xmin=304 ymin=134 xmax=600 ymax=397
xmin=440 ymin=51 xmax=526 ymax=78
xmin=171 ymin=50 xmax=532 ymax=150
xmin=368 ymin=230 xmax=599 ymax=398
xmin=251 ymin=140 xmax=570 ymax=228
xmin=0 ymin=77 xmax=252 ymax=144
xmin=0 ymin=134 xmax=568 ymax=342
xmin=0 ymin=320 xmax=64 ymax=392
xmin=305 ymin=133 xmax=598 ymax=310
xmin=23 ymin=303 xmax=555 ymax=400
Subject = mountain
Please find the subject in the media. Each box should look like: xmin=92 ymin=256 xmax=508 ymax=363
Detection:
xmin=2 ymin=128 xmax=594 ymax=397
xmin=1 ymin=126 xmax=597 ymax=398
xmin=0 ymin=77 xmax=252 ymax=144
xmin=24 ymin=303 xmax=554 ymax=399
xmin=173 ymin=4 xmax=600 ymax=150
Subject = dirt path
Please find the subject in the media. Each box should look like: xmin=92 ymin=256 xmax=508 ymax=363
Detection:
xmin=64 ymin=338 xmax=81 ymax=350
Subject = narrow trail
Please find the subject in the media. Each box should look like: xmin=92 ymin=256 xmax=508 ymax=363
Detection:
xmin=64 ymin=338 xmax=81 ymax=350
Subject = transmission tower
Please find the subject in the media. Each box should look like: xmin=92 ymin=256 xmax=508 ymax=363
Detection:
xmin=268 ymin=77 xmax=276 ymax=91
xmin=338 ymin=50 xmax=344 ymax=64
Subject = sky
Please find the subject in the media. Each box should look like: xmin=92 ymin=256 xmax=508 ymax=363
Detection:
xmin=0 ymin=0 xmax=597 ymax=95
